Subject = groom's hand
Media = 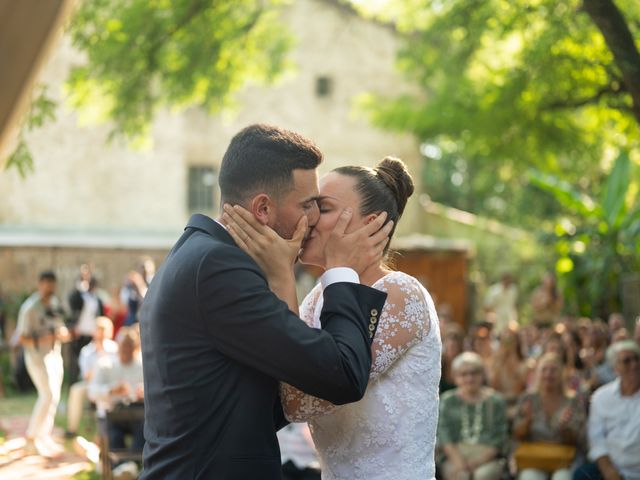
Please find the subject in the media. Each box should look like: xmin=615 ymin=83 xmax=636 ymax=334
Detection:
xmin=324 ymin=209 xmax=393 ymax=273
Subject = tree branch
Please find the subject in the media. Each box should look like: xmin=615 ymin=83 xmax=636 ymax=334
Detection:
xmin=582 ymin=0 xmax=640 ymax=124
xmin=543 ymin=81 xmax=626 ymax=110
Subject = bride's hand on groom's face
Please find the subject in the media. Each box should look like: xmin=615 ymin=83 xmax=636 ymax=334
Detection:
xmin=324 ymin=209 xmax=393 ymax=273
xmin=222 ymin=204 xmax=306 ymax=281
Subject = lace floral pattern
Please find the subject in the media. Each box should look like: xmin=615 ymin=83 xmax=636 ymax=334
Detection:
xmin=280 ymin=271 xmax=442 ymax=480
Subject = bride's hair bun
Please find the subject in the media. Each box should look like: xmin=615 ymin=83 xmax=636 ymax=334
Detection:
xmin=374 ymin=157 xmax=414 ymax=217
xmin=332 ymin=157 xmax=415 ymax=255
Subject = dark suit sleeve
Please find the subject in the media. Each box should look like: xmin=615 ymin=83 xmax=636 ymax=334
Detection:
xmin=273 ymin=395 xmax=289 ymax=431
xmin=197 ymin=248 xmax=386 ymax=405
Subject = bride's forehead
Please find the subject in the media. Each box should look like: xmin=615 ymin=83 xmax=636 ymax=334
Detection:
xmin=320 ymin=172 xmax=355 ymax=192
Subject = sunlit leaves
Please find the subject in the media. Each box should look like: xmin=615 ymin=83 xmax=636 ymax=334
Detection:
xmin=5 ymin=87 xmax=57 ymax=176
xmin=360 ymin=0 xmax=639 ymax=229
xmin=66 ymin=0 xmax=293 ymax=143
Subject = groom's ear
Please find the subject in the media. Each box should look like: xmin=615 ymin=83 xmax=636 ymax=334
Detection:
xmin=249 ymin=194 xmax=272 ymax=225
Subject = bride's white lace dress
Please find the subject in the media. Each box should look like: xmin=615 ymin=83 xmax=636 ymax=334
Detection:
xmin=281 ymin=271 xmax=442 ymax=480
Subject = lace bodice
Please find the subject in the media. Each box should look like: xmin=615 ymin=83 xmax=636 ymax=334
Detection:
xmin=280 ymin=271 xmax=442 ymax=480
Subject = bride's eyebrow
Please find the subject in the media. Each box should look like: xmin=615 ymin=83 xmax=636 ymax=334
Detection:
xmin=316 ymin=195 xmax=337 ymax=202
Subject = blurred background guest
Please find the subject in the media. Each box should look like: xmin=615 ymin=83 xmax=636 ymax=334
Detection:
xmin=574 ymin=340 xmax=640 ymax=480
xmin=438 ymin=352 xmax=508 ymax=480
xmin=488 ymin=327 xmax=528 ymax=420
xmin=68 ymin=274 xmax=105 ymax=383
xmin=89 ymin=326 xmax=144 ymax=474
xmin=441 ymin=324 xmax=466 ymax=393
xmin=483 ymin=272 xmax=518 ymax=336
xmin=14 ymin=270 xmax=70 ymax=457
xmin=531 ymin=272 xmax=563 ymax=330
xmin=65 ymin=316 xmax=118 ymax=438
xmin=513 ymin=353 xmax=585 ymax=480
xmin=120 ymin=257 xmax=155 ymax=327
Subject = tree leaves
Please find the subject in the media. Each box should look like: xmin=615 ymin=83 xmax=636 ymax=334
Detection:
xmin=66 ymin=0 xmax=293 ymax=142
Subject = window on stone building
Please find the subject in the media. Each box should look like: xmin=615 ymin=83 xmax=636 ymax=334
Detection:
xmin=188 ymin=165 xmax=217 ymax=213
xmin=315 ymin=75 xmax=333 ymax=97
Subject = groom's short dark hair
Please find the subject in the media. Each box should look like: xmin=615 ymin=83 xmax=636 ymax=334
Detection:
xmin=219 ymin=124 xmax=322 ymax=204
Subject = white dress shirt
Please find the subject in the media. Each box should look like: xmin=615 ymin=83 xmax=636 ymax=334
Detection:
xmin=588 ymin=378 xmax=640 ymax=479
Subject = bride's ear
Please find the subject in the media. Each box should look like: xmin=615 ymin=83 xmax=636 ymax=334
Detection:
xmin=249 ymin=194 xmax=272 ymax=225
xmin=364 ymin=213 xmax=379 ymax=225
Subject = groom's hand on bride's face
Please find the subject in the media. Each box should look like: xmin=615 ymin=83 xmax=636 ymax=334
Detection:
xmin=324 ymin=209 xmax=393 ymax=273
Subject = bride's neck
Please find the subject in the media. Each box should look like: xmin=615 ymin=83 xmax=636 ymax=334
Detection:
xmin=359 ymin=263 xmax=388 ymax=287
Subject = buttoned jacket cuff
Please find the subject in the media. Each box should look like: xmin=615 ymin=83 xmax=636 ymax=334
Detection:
xmin=320 ymin=268 xmax=359 ymax=289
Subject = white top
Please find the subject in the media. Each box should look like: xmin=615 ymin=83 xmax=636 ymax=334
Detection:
xmin=78 ymin=339 xmax=119 ymax=380
xmin=89 ymin=354 xmax=144 ymax=417
xmin=281 ymin=271 xmax=442 ymax=480
xmin=483 ymin=282 xmax=517 ymax=334
xmin=588 ymin=378 xmax=640 ymax=479
xmin=76 ymin=291 xmax=100 ymax=336
xmin=15 ymin=293 xmax=65 ymax=355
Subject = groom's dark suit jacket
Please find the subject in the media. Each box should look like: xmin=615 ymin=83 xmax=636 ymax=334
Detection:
xmin=139 ymin=214 xmax=386 ymax=479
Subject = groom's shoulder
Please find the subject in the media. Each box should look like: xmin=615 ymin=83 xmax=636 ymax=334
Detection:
xmin=182 ymin=229 xmax=263 ymax=276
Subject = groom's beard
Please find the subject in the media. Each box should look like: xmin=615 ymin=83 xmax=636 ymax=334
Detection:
xmin=272 ymin=218 xmax=296 ymax=241
xmin=273 ymin=219 xmax=314 ymax=263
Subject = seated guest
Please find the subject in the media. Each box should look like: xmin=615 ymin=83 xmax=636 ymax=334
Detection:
xmin=441 ymin=324 xmax=465 ymax=393
xmin=438 ymin=352 xmax=508 ymax=480
xmin=468 ymin=324 xmax=494 ymax=370
xmin=488 ymin=327 xmax=528 ymax=419
xmin=89 ymin=327 xmax=144 ymax=476
xmin=561 ymin=328 xmax=589 ymax=395
xmin=66 ymin=316 xmax=118 ymax=438
xmin=573 ymin=340 xmax=640 ymax=480
xmin=513 ymin=353 xmax=585 ymax=480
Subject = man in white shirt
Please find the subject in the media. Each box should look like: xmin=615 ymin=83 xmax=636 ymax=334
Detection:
xmin=574 ymin=340 xmax=640 ymax=480
xmin=65 ymin=316 xmax=118 ymax=438
xmin=89 ymin=326 xmax=144 ymax=457
xmin=15 ymin=270 xmax=71 ymax=457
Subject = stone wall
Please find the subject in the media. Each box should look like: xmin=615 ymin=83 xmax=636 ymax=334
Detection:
xmin=0 ymin=0 xmax=422 ymax=237
xmin=0 ymin=245 xmax=167 ymax=299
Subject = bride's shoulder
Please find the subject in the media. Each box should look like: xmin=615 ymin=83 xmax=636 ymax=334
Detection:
xmin=374 ymin=270 xmax=426 ymax=295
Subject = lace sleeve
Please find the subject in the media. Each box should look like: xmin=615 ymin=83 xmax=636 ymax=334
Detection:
xmin=281 ymin=272 xmax=431 ymax=422
xmin=369 ymin=274 xmax=430 ymax=377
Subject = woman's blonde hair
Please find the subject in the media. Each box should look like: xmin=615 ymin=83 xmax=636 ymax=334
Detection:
xmin=452 ymin=351 xmax=485 ymax=374
xmin=532 ymin=352 xmax=567 ymax=395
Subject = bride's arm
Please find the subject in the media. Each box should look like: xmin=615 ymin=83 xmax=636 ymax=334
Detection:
xmin=281 ymin=275 xmax=431 ymax=422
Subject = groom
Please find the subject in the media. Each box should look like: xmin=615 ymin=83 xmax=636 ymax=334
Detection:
xmin=139 ymin=124 xmax=390 ymax=479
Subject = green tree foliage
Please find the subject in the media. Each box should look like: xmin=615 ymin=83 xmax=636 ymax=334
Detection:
xmin=5 ymin=88 xmax=57 ymax=177
xmin=4 ymin=0 xmax=293 ymax=173
xmin=360 ymin=0 xmax=640 ymax=228
xmin=67 ymin=0 xmax=292 ymax=143
xmin=530 ymin=151 xmax=640 ymax=318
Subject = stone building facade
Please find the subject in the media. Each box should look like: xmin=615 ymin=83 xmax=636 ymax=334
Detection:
xmin=0 ymin=0 xmax=426 ymax=297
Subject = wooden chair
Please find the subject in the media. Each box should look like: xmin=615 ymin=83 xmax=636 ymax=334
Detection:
xmin=100 ymin=403 xmax=145 ymax=480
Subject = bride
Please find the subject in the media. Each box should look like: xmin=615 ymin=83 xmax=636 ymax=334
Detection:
xmin=224 ymin=157 xmax=442 ymax=480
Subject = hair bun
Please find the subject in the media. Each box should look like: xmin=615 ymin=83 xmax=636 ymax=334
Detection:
xmin=374 ymin=156 xmax=414 ymax=217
